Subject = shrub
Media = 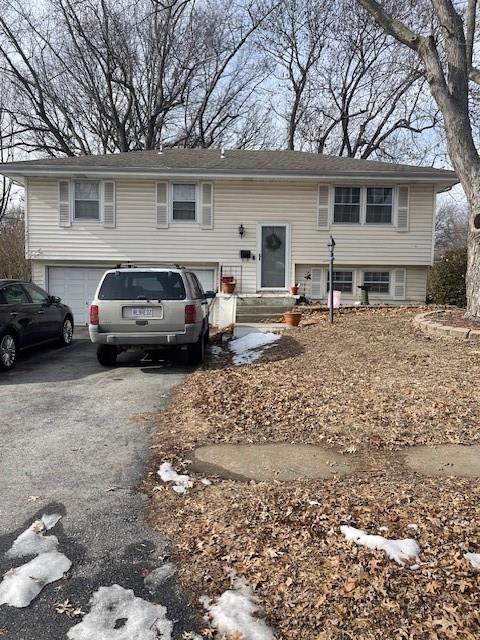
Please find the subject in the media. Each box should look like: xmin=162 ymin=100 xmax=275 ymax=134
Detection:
xmin=427 ymin=246 xmax=467 ymax=307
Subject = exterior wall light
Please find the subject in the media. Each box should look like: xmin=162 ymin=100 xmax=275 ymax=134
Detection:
xmin=238 ymin=224 xmax=245 ymax=238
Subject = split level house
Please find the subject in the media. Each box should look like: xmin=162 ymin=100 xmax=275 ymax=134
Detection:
xmin=0 ymin=149 xmax=458 ymax=325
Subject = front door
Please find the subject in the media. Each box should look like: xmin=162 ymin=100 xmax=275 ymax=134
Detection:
xmin=258 ymin=223 xmax=289 ymax=290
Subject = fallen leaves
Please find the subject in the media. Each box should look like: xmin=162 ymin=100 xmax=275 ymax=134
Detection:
xmin=54 ymin=598 xmax=86 ymax=618
xmin=147 ymin=309 xmax=480 ymax=640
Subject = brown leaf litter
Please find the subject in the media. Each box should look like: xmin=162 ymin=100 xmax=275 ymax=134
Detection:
xmin=146 ymin=308 xmax=480 ymax=639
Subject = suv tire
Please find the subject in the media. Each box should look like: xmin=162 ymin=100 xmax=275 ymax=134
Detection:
xmin=0 ymin=331 xmax=17 ymax=371
xmin=187 ymin=332 xmax=205 ymax=365
xmin=97 ymin=344 xmax=117 ymax=366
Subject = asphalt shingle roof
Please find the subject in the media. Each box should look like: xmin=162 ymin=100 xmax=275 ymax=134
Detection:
xmin=0 ymin=148 xmax=457 ymax=180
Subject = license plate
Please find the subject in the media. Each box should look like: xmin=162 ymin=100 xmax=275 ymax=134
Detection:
xmin=123 ymin=307 xmax=155 ymax=319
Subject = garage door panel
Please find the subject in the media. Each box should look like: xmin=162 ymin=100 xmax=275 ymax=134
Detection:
xmin=192 ymin=269 xmax=215 ymax=293
xmin=48 ymin=267 xmax=108 ymax=325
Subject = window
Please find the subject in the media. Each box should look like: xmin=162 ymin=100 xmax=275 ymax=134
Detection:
xmin=366 ymin=187 xmax=393 ymax=224
xmin=98 ymin=271 xmax=186 ymax=301
xmin=23 ymin=283 xmax=50 ymax=304
xmin=172 ymin=184 xmax=196 ymax=221
xmin=363 ymin=271 xmax=390 ymax=294
xmin=4 ymin=283 xmax=29 ymax=304
xmin=186 ymin=273 xmax=204 ymax=299
xmin=327 ymin=270 xmax=353 ymax=293
xmin=333 ymin=187 xmax=361 ymax=223
xmin=74 ymin=181 xmax=100 ymax=220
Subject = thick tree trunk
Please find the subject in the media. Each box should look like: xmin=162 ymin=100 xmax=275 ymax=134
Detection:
xmin=465 ymin=184 xmax=480 ymax=317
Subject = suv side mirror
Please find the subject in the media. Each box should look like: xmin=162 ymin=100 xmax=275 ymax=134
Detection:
xmin=204 ymin=290 xmax=216 ymax=299
xmin=49 ymin=295 xmax=61 ymax=304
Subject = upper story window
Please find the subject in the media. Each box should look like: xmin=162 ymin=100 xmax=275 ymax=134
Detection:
xmin=363 ymin=271 xmax=390 ymax=293
xmin=74 ymin=181 xmax=100 ymax=221
xmin=333 ymin=187 xmax=360 ymax=224
xmin=172 ymin=184 xmax=196 ymax=222
xmin=366 ymin=187 xmax=393 ymax=224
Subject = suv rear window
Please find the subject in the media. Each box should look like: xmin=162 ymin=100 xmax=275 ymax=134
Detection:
xmin=98 ymin=271 xmax=186 ymax=300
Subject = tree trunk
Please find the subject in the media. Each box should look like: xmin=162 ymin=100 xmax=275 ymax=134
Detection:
xmin=465 ymin=184 xmax=480 ymax=317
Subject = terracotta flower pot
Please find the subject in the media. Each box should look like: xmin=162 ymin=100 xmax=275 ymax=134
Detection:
xmin=290 ymin=286 xmax=298 ymax=295
xmin=283 ymin=311 xmax=302 ymax=327
xmin=222 ymin=281 xmax=236 ymax=294
xmin=222 ymin=276 xmax=234 ymax=284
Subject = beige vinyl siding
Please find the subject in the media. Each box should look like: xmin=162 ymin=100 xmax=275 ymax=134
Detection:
xmin=27 ymin=178 xmax=435 ymax=294
xmin=295 ymin=264 xmax=428 ymax=304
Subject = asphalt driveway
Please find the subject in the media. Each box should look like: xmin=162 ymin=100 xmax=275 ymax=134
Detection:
xmin=0 ymin=331 xmax=195 ymax=638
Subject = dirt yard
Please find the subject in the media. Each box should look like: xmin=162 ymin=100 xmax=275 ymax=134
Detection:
xmin=146 ymin=308 xmax=480 ymax=640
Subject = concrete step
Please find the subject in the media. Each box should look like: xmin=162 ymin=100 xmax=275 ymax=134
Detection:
xmin=235 ymin=313 xmax=286 ymax=323
xmin=236 ymin=296 xmax=296 ymax=307
xmin=236 ymin=305 xmax=295 ymax=315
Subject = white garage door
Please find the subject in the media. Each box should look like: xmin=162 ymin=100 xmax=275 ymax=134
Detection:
xmin=48 ymin=267 xmax=109 ymax=325
xmin=192 ymin=269 xmax=216 ymax=293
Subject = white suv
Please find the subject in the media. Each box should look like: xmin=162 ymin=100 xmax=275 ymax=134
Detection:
xmin=88 ymin=266 xmax=215 ymax=366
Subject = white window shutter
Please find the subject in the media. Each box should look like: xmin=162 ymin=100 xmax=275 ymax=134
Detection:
xmin=317 ymin=184 xmax=330 ymax=230
xmin=156 ymin=181 xmax=169 ymax=228
xmin=200 ymin=182 xmax=214 ymax=229
xmin=396 ymin=186 xmax=409 ymax=231
xmin=311 ymin=267 xmax=324 ymax=298
xmin=58 ymin=181 xmax=71 ymax=227
xmin=103 ymin=181 xmax=115 ymax=228
xmin=392 ymin=269 xmax=406 ymax=299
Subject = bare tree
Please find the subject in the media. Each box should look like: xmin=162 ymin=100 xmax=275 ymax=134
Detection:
xmin=0 ymin=0 xmax=274 ymax=155
xmin=0 ymin=205 xmax=30 ymax=280
xmin=356 ymin=0 xmax=480 ymax=316
xmin=435 ymin=200 xmax=468 ymax=257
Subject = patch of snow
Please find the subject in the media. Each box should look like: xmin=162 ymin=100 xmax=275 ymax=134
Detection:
xmin=201 ymin=577 xmax=275 ymax=640
xmin=210 ymin=345 xmax=223 ymax=356
xmin=158 ymin=462 xmax=192 ymax=494
xmin=378 ymin=526 xmax=389 ymax=533
xmin=307 ymin=500 xmax=321 ymax=506
xmin=407 ymin=523 xmax=419 ymax=531
xmin=0 ymin=550 xmax=71 ymax=607
xmin=6 ymin=513 xmax=62 ymax=559
xmin=67 ymin=584 xmax=173 ymax=640
xmin=340 ymin=525 xmax=420 ymax=568
xmin=0 ymin=513 xmax=71 ymax=608
xmin=201 ymin=478 xmax=212 ymax=486
xmin=229 ymin=332 xmax=280 ymax=366
xmin=144 ymin=564 xmax=176 ymax=592
xmin=464 ymin=552 xmax=480 ymax=569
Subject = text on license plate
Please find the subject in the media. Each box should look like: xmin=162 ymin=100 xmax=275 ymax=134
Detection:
xmin=124 ymin=307 xmax=155 ymax=318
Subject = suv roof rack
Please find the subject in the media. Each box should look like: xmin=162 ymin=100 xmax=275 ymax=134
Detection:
xmin=113 ymin=263 xmax=185 ymax=269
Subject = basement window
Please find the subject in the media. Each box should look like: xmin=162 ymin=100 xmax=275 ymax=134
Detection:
xmin=363 ymin=271 xmax=390 ymax=294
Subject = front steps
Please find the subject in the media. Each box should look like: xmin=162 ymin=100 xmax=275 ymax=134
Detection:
xmin=235 ymin=295 xmax=297 ymax=323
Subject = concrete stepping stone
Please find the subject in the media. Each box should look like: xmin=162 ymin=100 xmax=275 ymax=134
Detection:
xmin=405 ymin=444 xmax=480 ymax=477
xmin=192 ymin=443 xmax=355 ymax=481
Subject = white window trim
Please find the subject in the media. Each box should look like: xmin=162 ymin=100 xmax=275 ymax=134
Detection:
xmin=169 ymin=181 xmax=198 ymax=224
xmin=361 ymin=269 xmax=392 ymax=296
xmin=332 ymin=185 xmax=395 ymax=227
xmin=72 ymin=179 xmax=103 ymax=223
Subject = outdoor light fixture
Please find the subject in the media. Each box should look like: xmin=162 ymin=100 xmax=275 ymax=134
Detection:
xmin=238 ymin=224 xmax=245 ymax=238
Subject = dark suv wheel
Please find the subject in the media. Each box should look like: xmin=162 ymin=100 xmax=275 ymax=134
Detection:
xmin=187 ymin=331 xmax=205 ymax=365
xmin=0 ymin=332 xmax=17 ymax=371
xmin=97 ymin=344 xmax=117 ymax=366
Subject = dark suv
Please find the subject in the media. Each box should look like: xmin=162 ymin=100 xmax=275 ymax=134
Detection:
xmin=0 ymin=279 xmax=74 ymax=371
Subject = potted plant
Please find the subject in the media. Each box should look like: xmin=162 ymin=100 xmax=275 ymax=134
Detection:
xmin=283 ymin=308 xmax=302 ymax=327
xmin=290 ymin=283 xmax=299 ymax=295
xmin=222 ymin=280 xmax=236 ymax=294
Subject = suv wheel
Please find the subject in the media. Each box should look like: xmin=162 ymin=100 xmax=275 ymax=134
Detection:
xmin=0 ymin=332 xmax=17 ymax=371
xmin=187 ymin=332 xmax=205 ymax=365
xmin=97 ymin=344 xmax=117 ymax=366
xmin=60 ymin=317 xmax=74 ymax=346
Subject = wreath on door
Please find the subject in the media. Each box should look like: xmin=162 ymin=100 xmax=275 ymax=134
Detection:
xmin=265 ymin=232 xmax=282 ymax=251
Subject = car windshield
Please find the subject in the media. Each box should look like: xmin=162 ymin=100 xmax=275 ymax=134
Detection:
xmin=98 ymin=271 xmax=186 ymax=300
